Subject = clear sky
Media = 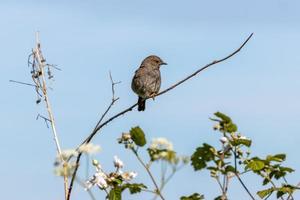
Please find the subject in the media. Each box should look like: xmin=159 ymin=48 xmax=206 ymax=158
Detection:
xmin=1 ymin=0 xmax=300 ymax=199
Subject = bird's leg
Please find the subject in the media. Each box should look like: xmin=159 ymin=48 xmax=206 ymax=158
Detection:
xmin=149 ymin=92 xmax=158 ymax=100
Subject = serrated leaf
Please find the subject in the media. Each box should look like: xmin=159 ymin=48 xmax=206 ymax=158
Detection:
xmin=257 ymin=188 xmax=274 ymax=199
xmin=130 ymin=126 xmax=146 ymax=147
xmin=247 ymin=160 xmax=265 ymax=171
xmin=180 ymin=193 xmax=204 ymax=200
xmin=109 ymin=187 xmax=122 ymax=200
xmin=191 ymin=143 xmax=216 ymax=171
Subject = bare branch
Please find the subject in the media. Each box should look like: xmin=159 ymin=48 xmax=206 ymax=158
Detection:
xmin=67 ymin=72 xmax=121 ymax=200
xmin=67 ymin=33 xmax=254 ymax=199
xmin=36 ymin=114 xmax=51 ymax=128
xmin=9 ymin=80 xmax=36 ymax=87
xmin=233 ymin=148 xmax=256 ymax=200
xmin=85 ymin=33 xmax=254 ymax=146
xmin=109 ymin=70 xmax=121 ymax=101
xmin=30 ymin=32 xmax=68 ymax=200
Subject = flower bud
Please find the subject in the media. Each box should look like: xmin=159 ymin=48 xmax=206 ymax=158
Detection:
xmin=220 ymin=136 xmax=228 ymax=144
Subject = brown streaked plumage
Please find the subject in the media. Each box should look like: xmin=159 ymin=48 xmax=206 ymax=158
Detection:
xmin=131 ymin=55 xmax=167 ymax=111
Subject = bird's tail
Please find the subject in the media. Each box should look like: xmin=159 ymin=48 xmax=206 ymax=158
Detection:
xmin=138 ymin=97 xmax=146 ymax=111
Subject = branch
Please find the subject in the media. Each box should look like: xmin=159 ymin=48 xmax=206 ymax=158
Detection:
xmin=90 ymin=33 xmax=253 ymax=142
xmin=67 ymin=72 xmax=120 ymax=200
xmin=67 ymin=33 xmax=254 ymax=199
xmin=32 ymin=32 xmax=68 ymax=200
xmin=233 ymin=148 xmax=256 ymax=200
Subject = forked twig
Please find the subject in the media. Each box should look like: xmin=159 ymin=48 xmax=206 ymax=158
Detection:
xmin=67 ymin=72 xmax=121 ymax=200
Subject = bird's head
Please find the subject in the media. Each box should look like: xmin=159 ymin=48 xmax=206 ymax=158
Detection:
xmin=141 ymin=55 xmax=167 ymax=69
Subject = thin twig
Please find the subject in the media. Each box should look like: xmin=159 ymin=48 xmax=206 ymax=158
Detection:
xmin=215 ymin=176 xmax=225 ymax=193
xmin=216 ymin=140 xmax=228 ymax=199
xmin=9 ymin=79 xmax=37 ymax=87
xmin=153 ymin=162 xmax=185 ymax=200
xmin=36 ymin=114 xmax=51 ymax=128
xmin=67 ymin=33 xmax=254 ymax=200
xmin=67 ymin=73 xmax=120 ymax=200
xmin=258 ymin=171 xmax=284 ymax=200
xmin=283 ymin=177 xmax=294 ymax=200
xmin=132 ymin=148 xmax=165 ymax=200
xmin=233 ymin=148 xmax=256 ymax=200
xmin=75 ymin=177 xmax=96 ymax=200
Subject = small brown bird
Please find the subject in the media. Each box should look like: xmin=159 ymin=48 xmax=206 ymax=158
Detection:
xmin=131 ymin=55 xmax=167 ymax=111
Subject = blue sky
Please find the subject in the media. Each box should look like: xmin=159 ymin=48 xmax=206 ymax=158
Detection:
xmin=1 ymin=0 xmax=300 ymax=199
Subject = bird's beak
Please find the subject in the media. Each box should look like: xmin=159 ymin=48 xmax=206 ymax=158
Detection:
xmin=161 ymin=62 xmax=168 ymax=65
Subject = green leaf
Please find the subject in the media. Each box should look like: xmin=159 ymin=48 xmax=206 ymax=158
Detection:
xmin=225 ymin=165 xmax=236 ymax=173
xmin=109 ymin=187 xmax=122 ymax=200
xmin=231 ymin=138 xmax=252 ymax=147
xmin=213 ymin=112 xmax=238 ymax=133
xmin=276 ymin=190 xmax=284 ymax=199
xmin=280 ymin=167 xmax=294 ymax=173
xmin=130 ymin=126 xmax=146 ymax=147
xmin=121 ymin=183 xmax=147 ymax=194
xmin=257 ymin=188 xmax=274 ymax=199
xmin=225 ymin=123 xmax=237 ymax=133
xmin=191 ymin=143 xmax=216 ymax=171
xmin=180 ymin=193 xmax=204 ymax=200
xmin=247 ymin=159 xmax=265 ymax=171
xmin=214 ymin=112 xmax=232 ymax=123
xmin=262 ymin=178 xmax=270 ymax=186
xmin=276 ymin=185 xmax=296 ymax=198
xmin=214 ymin=196 xmax=223 ymax=200
xmin=266 ymin=154 xmax=286 ymax=162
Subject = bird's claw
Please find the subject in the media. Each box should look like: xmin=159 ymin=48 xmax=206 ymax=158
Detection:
xmin=150 ymin=93 xmax=157 ymax=100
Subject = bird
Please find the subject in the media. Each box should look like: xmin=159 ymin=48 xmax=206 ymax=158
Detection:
xmin=131 ymin=55 xmax=167 ymax=111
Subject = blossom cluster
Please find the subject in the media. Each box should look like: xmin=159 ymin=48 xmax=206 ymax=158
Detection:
xmin=85 ymin=156 xmax=137 ymax=190
xmin=117 ymin=132 xmax=135 ymax=149
xmin=54 ymin=143 xmax=101 ymax=177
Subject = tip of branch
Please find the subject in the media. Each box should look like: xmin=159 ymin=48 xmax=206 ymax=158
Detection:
xmin=35 ymin=31 xmax=41 ymax=45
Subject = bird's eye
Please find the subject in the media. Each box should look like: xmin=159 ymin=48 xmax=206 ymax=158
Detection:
xmin=155 ymin=60 xmax=159 ymax=63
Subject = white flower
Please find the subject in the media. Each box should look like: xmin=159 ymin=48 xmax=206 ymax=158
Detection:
xmin=55 ymin=149 xmax=78 ymax=165
xmin=150 ymin=137 xmax=173 ymax=151
xmin=220 ymin=137 xmax=228 ymax=144
xmin=79 ymin=143 xmax=101 ymax=154
xmin=54 ymin=162 xmax=77 ymax=177
xmin=121 ymin=171 xmax=137 ymax=181
xmin=113 ymin=155 xmax=124 ymax=168
xmin=92 ymin=159 xmax=103 ymax=172
xmin=86 ymin=172 xmax=108 ymax=190
xmin=239 ymin=136 xmax=247 ymax=140
xmin=121 ymin=132 xmax=131 ymax=140
xmin=213 ymin=123 xmax=221 ymax=130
